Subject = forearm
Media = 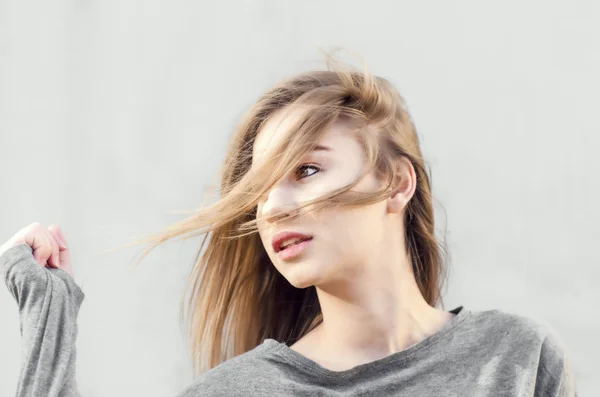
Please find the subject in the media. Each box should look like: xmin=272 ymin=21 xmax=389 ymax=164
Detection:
xmin=1 ymin=243 xmax=85 ymax=397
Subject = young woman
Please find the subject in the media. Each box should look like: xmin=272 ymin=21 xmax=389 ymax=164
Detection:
xmin=0 ymin=63 xmax=577 ymax=396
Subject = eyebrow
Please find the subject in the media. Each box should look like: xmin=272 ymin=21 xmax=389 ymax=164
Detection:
xmin=313 ymin=144 xmax=333 ymax=152
xmin=253 ymin=144 xmax=332 ymax=166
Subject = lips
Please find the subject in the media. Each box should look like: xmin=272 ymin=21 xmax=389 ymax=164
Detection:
xmin=272 ymin=231 xmax=313 ymax=253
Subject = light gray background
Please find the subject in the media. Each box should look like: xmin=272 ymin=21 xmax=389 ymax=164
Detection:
xmin=0 ymin=1 xmax=597 ymax=395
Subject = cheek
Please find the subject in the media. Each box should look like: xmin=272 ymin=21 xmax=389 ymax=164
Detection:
xmin=320 ymin=205 xmax=384 ymax=255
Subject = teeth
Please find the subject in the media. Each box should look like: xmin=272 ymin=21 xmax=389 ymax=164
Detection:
xmin=280 ymin=237 xmax=305 ymax=250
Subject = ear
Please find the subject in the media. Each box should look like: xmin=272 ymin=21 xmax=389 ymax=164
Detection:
xmin=386 ymin=157 xmax=417 ymax=214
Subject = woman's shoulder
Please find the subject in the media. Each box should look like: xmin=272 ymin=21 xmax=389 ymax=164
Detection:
xmin=175 ymin=339 xmax=284 ymax=397
xmin=455 ymin=307 xmax=577 ymax=395
xmin=461 ymin=306 xmax=572 ymax=364
xmin=466 ymin=306 xmax=565 ymax=341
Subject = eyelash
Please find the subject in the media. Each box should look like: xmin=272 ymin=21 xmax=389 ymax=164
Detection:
xmin=294 ymin=163 xmax=321 ymax=180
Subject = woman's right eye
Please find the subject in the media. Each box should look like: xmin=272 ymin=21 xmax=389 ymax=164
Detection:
xmin=294 ymin=164 xmax=321 ymax=180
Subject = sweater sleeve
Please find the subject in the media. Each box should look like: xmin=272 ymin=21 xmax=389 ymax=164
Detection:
xmin=1 ymin=243 xmax=85 ymax=397
xmin=534 ymin=324 xmax=578 ymax=397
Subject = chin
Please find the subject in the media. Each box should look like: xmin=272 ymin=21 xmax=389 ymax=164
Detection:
xmin=282 ymin=266 xmax=323 ymax=289
xmin=287 ymin=279 xmax=316 ymax=289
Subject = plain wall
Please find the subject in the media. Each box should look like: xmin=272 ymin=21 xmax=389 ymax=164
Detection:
xmin=1 ymin=0 xmax=598 ymax=395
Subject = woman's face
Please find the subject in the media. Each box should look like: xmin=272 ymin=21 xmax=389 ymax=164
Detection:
xmin=253 ymin=107 xmax=392 ymax=289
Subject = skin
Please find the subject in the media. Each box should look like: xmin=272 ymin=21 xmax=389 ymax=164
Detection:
xmin=0 ymin=222 xmax=74 ymax=278
xmin=253 ymin=107 xmax=455 ymax=372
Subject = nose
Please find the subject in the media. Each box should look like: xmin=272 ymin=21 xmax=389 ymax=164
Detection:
xmin=259 ymin=183 xmax=296 ymax=223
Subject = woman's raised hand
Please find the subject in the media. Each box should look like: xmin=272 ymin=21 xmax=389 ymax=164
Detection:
xmin=0 ymin=222 xmax=74 ymax=278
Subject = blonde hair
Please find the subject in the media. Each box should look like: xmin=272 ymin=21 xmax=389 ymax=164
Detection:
xmin=127 ymin=57 xmax=449 ymax=376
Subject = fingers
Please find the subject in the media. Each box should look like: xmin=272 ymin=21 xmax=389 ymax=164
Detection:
xmin=31 ymin=233 xmax=51 ymax=266
xmin=46 ymin=229 xmax=61 ymax=269
xmin=31 ymin=230 xmax=55 ymax=268
xmin=53 ymin=225 xmax=69 ymax=249
xmin=23 ymin=223 xmax=61 ymax=269
xmin=8 ymin=222 xmax=72 ymax=273
xmin=48 ymin=225 xmax=71 ymax=272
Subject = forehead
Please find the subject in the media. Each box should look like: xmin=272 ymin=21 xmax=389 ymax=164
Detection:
xmin=252 ymin=107 xmax=302 ymax=161
xmin=252 ymin=107 xmax=358 ymax=166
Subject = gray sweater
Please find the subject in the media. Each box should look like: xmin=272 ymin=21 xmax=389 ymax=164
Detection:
xmin=1 ymin=243 xmax=577 ymax=396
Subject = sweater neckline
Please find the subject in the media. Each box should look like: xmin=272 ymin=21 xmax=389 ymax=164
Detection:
xmin=263 ymin=306 xmax=469 ymax=381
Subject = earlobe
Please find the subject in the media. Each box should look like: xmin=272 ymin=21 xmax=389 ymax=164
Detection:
xmin=386 ymin=188 xmax=406 ymax=214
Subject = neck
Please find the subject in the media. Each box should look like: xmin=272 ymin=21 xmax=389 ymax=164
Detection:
xmin=311 ymin=250 xmax=452 ymax=365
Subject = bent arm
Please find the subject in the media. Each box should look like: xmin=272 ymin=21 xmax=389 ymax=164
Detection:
xmin=1 ymin=243 xmax=85 ymax=397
